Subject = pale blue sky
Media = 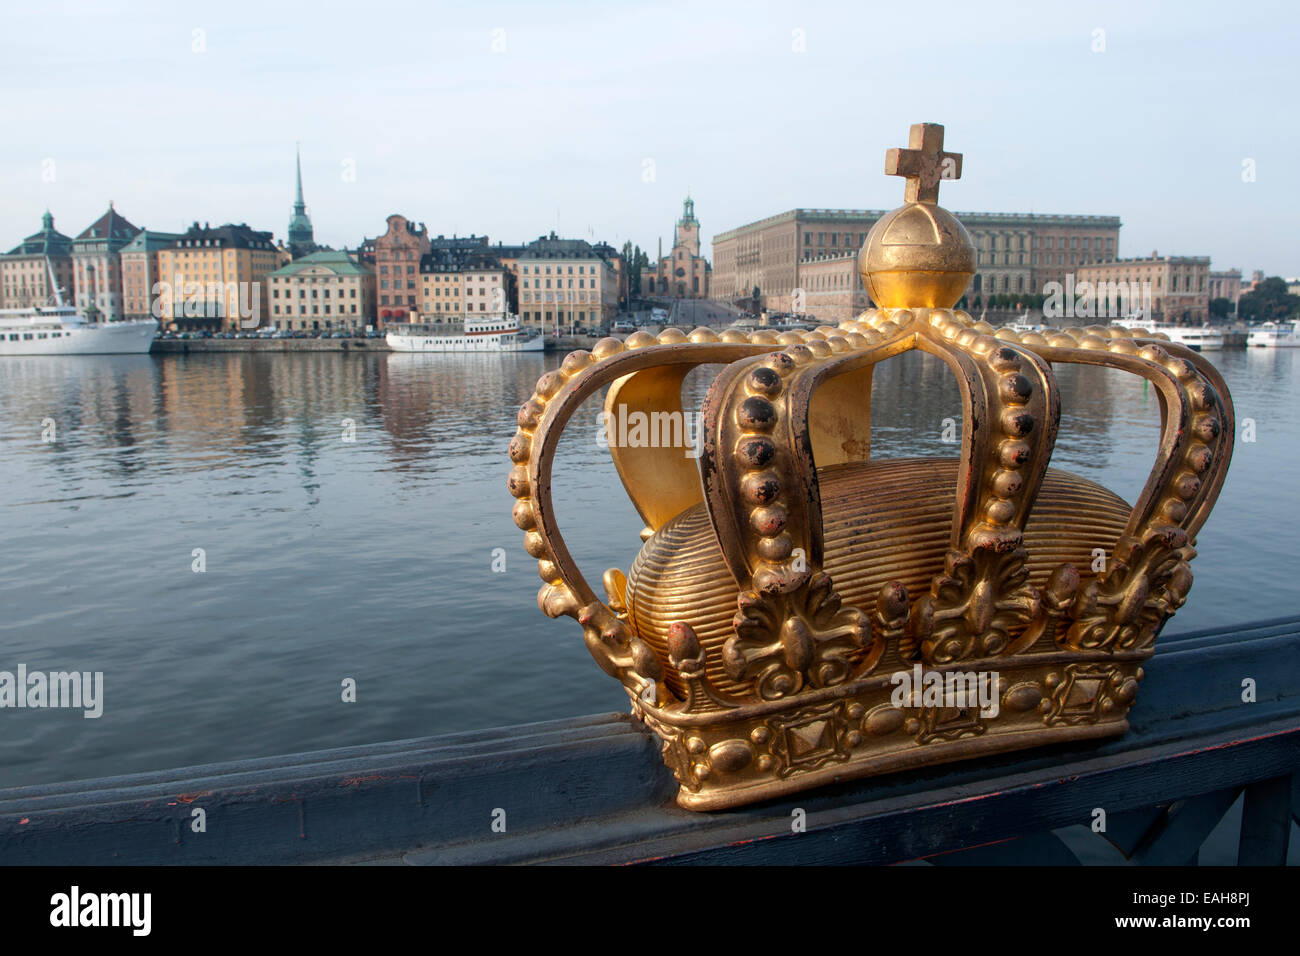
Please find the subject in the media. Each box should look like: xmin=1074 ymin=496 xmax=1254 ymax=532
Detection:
xmin=2 ymin=0 xmax=1296 ymax=274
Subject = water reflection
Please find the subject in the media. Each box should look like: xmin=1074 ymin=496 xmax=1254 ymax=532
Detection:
xmin=0 ymin=345 xmax=1292 ymax=786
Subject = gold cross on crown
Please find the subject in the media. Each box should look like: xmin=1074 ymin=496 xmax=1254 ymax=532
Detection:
xmin=885 ymin=123 xmax=963 ymax=204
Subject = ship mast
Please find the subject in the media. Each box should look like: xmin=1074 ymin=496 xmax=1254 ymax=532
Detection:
xmin=45 ymin=256 xmax=67 ymax=307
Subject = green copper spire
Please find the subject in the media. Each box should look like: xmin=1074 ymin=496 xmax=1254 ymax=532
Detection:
xmin=679 ymin=194 xmax=697 ymax=225
xmin=287 ymin=143 xmax=316 ymax=256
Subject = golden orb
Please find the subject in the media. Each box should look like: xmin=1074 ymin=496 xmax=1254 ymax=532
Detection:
xmin=858 ymin=202 xmax=975 ymax=310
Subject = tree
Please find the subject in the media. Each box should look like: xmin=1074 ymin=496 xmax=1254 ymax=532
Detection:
xmin=621 ymin=242 xmax=650 ymax=299
xmin=1208 ymin=297 xmax=1233 ymax=321
xmin=1238 ymin=276 xmax=1300 ymax=322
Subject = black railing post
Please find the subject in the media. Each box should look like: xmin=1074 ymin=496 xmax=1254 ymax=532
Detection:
xmin=1237 ymin=775 xmax=1293 ymax=865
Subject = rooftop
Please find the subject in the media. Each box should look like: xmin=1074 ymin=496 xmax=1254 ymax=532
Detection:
xmin=269 ymin=250 xmax=369 ymax=277
xmin=170 ymin=222 xmax=277 ymax=251
xmin=74 ymin=204 xmax=140 ymax=244
xmin=4 ymin=211 xmax=74 ymax=258
xmin=713 ymin=208 xmax=1123 ymax=242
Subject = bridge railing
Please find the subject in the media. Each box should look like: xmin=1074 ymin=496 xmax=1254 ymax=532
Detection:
xmin=1 ymin=616 xmax=1297 ymax=865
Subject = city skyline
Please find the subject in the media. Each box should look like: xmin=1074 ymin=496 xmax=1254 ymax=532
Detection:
xmin=2 ymin=0 xmax=1296 ymax=275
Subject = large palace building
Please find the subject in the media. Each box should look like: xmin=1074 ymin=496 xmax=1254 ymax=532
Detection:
xmin=711 ymin=208 xmax=1121 ymax=323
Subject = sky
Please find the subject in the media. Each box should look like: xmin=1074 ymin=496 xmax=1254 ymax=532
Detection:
xmin=1 ymin=0 xmax=1297 ymax=275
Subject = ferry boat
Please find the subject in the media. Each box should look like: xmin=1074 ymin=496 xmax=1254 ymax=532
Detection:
xmin=0 ymin=307 xmax=157 ymax=355
xmin=385 ymin=314 xmax=543 ymax=353
xmin=1120 ymin=320 xmax=1224 ymax=352
xmin=1246 ymin=320 xmax=1300 ymax=348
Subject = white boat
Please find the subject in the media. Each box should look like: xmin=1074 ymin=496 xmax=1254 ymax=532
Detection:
xmin=1247 ymin=320 xmax=1300 ymax=348
xmin=1143 ymin=323 xmax=1225 ymax=352
xmin=1008 ymin=312 xmax=1044 ymax=334
xmin=1 ymin=258 xmax=157 ymax=355
xmin=385 ymin=314 xmax=543 ymax=352
xmin=0 ymin=306 xmax=157 ymax=354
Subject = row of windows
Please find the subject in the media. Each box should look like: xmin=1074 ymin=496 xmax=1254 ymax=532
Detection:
xmin=522 ymin=310 xmax=597 ymax=322
xmin=796 ymin=231 xmax=1117 ymax=253
xmin=272 ymin=288 xmax=358 ymax=298
xmin=271 ymin=276 xmax=360 ymax=283
xmin=6 ymin=332 xmax=67 ymax=340
xmin=272 ymin=304 xmax=360 ymax=315
xmin=380 ymin=295 xmax=417 ymax=306
xmin=428 ymin=287 xmax=489 ymax=296
xmin=520 ymin=291 xmax=599 ymax=303
xmin=523 ymin=278 xmax=596 ymax=289
xmin=520 ymin=264 xmax=600 ymax=275
xmin=279 ymin=319 xmax=359 ymax=330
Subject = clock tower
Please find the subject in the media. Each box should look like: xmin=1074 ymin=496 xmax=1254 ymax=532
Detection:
xmin=674 ymin=195 xmax=700 ymax=257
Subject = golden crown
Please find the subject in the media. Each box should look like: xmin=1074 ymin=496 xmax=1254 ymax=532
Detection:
xmin=507 ymin=123 xmax=1235 ymax=810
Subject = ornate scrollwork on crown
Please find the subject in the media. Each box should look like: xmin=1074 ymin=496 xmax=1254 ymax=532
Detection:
xmin=507 ymin=325 xmax=873 ymax=706
xmin=989 ymin=325 xmax=1234 ymax=654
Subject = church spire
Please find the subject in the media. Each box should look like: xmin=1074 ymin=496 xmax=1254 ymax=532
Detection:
xmin=287 ymin=143 xmax=316 ymax=256
xmin=294 ymin=143 xmax=306 ymax=212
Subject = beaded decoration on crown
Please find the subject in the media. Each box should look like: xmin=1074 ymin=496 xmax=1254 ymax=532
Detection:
xmin=507 ymin=123 xmax=1234 ymax=810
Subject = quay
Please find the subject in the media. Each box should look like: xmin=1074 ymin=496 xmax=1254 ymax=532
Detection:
xmin=149 ymin=334 xmax=607 ymax=354
xmin=0 ymin=616 xmax=1296 ymax=865
xmin=148 ymin=328 xmax=1252 ymax=356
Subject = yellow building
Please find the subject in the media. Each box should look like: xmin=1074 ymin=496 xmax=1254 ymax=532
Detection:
xmin=155 ymin=222 xmax=280 ymax=331
xmin=419 ymin=256 xmax=509 ymax=324
xmin=268 ymin=251 xmax=375 ymax=331
xmin=516 ymin=233 xmax=619 ymax=330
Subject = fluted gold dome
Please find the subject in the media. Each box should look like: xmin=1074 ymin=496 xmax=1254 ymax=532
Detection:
xmin=628 ymin=458 xmax=1131 ymax=698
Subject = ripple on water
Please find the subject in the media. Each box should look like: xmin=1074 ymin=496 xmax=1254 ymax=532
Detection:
xmin=0 ymin=348 xmax=1292 ymax=786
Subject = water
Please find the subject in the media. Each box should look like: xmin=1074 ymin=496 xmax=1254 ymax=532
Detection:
xmin=0 ymin=346 xmax=1294 ymax=788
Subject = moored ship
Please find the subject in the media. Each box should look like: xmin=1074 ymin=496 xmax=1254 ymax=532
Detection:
xmin=1134 ymin=322 xmax=1225 ymax=351
xmin=0 ymin=306 xmax=157 ymax=355
xmin=386 ymin=314 xmax=543 ymax=352
xmin=1246 ymin=320 xmax=1300 ymax=348
xmin=0 ymin=257 xmax=157 ymax=355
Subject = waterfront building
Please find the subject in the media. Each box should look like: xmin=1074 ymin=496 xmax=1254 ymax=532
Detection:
xmin=155 ymin=222 xmax=280 ymax=332
xmin=711 ymin=208 xmax=1120 ymax=313
xmin=1076 ymin=253 xmax=1211 ymax=325
xmin=1208 ymin=269 xmax=1243 ymax=313
xmin=120 ymin=229 xmax=183 ymax=321
xmin=372 ymin=214 xmax=430 ymax=325
xmin=286 ymin=146 xmax=318 ymax=259
xmin=514 ymin=232 xmax=620 ymax=329
xmin=417 ymin=245 xmax=511 ymax=325
xmin=645 ymin=196 xmax=711 ymax=299
xmin=796 ymin=250 xmax=870 ymax=325
xmin=267 ymin=251 xmax=373 ymax=331
xmin=0 ymin=211 xmax=76 ymax=310
xmin=70 ymin=204 xmax=141 ymax=322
